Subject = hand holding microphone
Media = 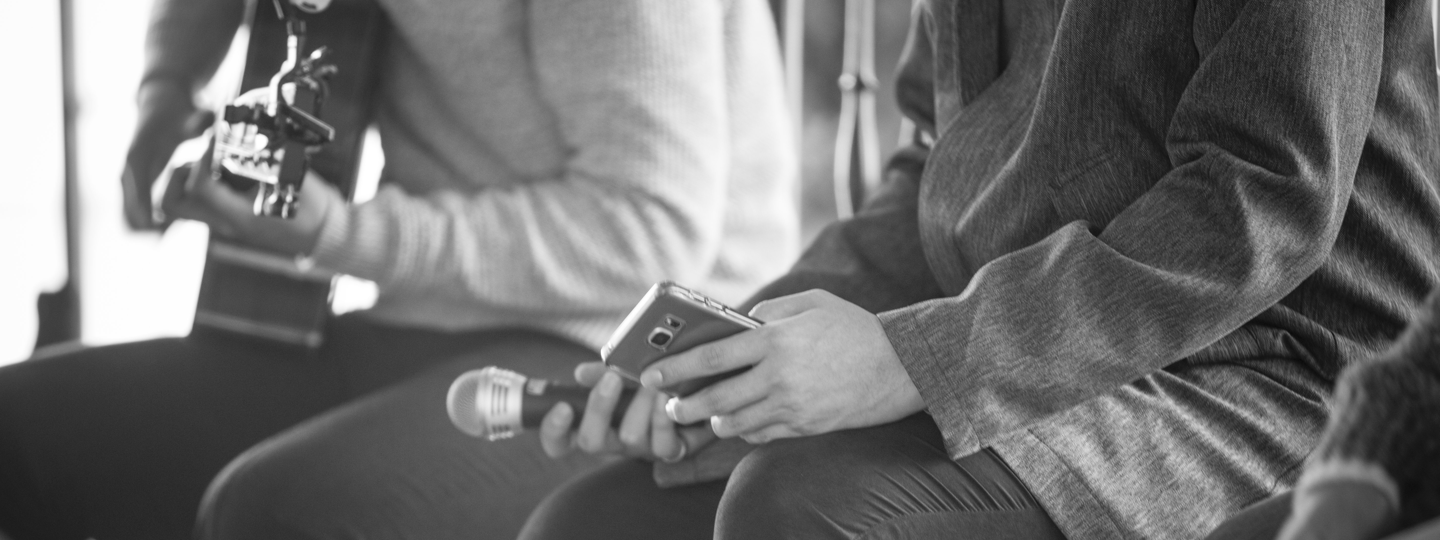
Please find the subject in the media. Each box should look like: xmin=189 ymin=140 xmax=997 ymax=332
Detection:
xmin=447 ymin=282 xmax=755 ymax=461
xmin=447 ymin=363 xmax=703 ymax=464
xmin=446 ymin=366 xmax=636 ymax=441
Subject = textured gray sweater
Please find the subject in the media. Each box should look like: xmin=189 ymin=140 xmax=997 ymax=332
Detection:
xmin=659 ymin=2 xmax=1440 ymax=540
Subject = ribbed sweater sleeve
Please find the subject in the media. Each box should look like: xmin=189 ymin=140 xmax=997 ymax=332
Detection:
xmin=311 ymin=0 xmax=732 ymax=315
xmin=1306 ymin=289 xmax=1440 ymax=527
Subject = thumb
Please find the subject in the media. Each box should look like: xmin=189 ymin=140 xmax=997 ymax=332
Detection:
xmin=748 ymin=289 xmax=832 ymax=322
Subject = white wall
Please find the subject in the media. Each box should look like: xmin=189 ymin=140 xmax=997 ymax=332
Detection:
xmin=0 ymin=1 xmax=67 ymax=365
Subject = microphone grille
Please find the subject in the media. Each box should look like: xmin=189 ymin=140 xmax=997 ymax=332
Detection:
xmin=446 ymin=367 xmax=526 ymax=440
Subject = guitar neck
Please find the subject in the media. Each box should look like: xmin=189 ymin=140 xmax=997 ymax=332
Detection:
xmin=193 ymin=0 xmax=388 ymax=350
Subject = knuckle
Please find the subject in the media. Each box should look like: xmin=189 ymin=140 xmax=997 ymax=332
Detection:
xmin=769 ymin=375 xmax=793 ymax=395
xmin=756 ymin=327 xmax=779 ymax=348
xmin=699 ymin=347 xmax=726 ymax=371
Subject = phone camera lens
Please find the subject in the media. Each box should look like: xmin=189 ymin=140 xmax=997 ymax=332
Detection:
xmin=647 ymin=327 xmax=674 ymax=350
xmin=664 ymin=316 xmax=685 ymax=329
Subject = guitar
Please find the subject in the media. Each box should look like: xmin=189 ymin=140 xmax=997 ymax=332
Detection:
xmin=189 ymin=0 xmax=386 ymax=350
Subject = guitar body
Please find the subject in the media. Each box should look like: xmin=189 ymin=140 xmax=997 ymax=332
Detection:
xmin=192 ymin=0 xmax=387 ymax=349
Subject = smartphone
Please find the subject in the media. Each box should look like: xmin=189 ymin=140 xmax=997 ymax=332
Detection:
xmin=601 ymin=282 xmax=760 ymax=397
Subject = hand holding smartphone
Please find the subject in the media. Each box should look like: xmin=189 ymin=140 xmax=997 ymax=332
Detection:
xmin=601 ymin=282 xmax=759 ymax=397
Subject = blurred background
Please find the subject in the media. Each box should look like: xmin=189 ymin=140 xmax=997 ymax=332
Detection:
xmin=0 ymin=0 xmax=913 ymax=366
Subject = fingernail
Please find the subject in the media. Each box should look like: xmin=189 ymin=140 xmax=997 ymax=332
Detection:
xmin=640 ymin=369 xmax=663 ymax=388
xmin=550 ymin=404 xmax=572 ymax=425
xmin=665 ymin=397 xmax=683 ymax=423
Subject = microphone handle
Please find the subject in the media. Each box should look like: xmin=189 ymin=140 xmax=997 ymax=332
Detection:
xmin=519 ymin=381 xmax=637 ymax=430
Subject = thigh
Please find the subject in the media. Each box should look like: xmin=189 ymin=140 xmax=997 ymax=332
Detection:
xmin=198 ymin=332 xmax=604 ymax=540
xmin=718 ymin=414 xmax=1067 ymax=540
xmin=518 ymin=460 xmax=727 ymax=540
xmin=321 ymin=316 xmax=590 ymax=396
xmin=0 ymin=337 xmax=346 ymax=540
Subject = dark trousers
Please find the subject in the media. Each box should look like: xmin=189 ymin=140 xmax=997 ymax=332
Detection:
xmin=0 ymin=314 xmax=601 ymax=540
xmin=520 ymin=414 xmax=1068 ymax=540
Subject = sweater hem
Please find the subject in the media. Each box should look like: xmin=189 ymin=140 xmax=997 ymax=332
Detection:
xmin=991 ymin=431 xmax=1128 ymax=540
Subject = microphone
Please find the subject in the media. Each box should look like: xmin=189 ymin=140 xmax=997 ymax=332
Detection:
xmin=446 ymin=366 xmax=635 ymax=441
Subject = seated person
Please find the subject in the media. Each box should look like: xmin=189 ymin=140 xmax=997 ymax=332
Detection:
xmin=521 ymin=0 xmax=1440 ymax=539
xmin=0 ymin=0 xmax=798 ymax=539
xmin=1206 ymin=289 xmax=1440 ymax=540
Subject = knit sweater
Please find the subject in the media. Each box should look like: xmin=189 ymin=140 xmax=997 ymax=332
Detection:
xmin=311 ymin=0 xmax=799 ymax=349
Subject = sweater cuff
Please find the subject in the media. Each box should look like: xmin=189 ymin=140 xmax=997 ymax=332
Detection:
xmin=652 ymin=437 xmax=754 ymax=488
xmin=878 ymin=306 xmax=981 ymax=460
xmin=310 ymin=199 xmax=389 ymax=281
xmin=1298 ymin=460 xmax=1402 ymax=518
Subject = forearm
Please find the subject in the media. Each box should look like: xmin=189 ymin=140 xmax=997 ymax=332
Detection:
xmin=313 ymin=179 xmax=726 ymax=314
xmin=140 ymin=0 xmax=246 ymax=97
xmin=743 ymin=144 xmax=941 ymax=314
xmin=883 ymin=0 xmax=1384 ymax=458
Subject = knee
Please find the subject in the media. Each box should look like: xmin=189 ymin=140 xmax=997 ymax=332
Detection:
xmin=520 ymin=460 xmax=654 ymax=540
xmin=196 ymin=438 xmax=301 ymax=540
xmin=718 ymin=434 xmax=873 ymax=540
xmin=197 ymin=432 xmax=351 ymax=540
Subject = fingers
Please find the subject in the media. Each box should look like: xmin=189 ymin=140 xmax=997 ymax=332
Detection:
xmin=538 ymin=402 xmax=576 ymax=458
xmin=663 ymin=367 xmax=767 ymax=425
xmin=124 ymin=105 xmax=209 ymax=231
xmin=121 ymin=164 xmax=158 ymax=231
xmin=748 ymin=289 xmax=833 ymax=322
xmin=707 ymin=396 xmax=785 ymax=439
xmin=573 ymin=362 xmax=608 ymax=386
xmin=574 ymin=371 xmax=624 ymax=454
xmin=649 ymin=392 xmax=686 ymax=462
xmin=616 ymin=386 xmax=658 ymax=456
xmin=185 ymin=109 xmax=216 ymax=137
xmin=639 ymin=329 xmax=765 ymax=391
xmin=185 ymin=152 xmax=258 ymax=228
xmin=159 ymin=148 xmax=241 ymax=236
xmin=736 ymin=423 xmax=800 ymax=445
xmin=157 ymin=165 xmax=197 ymax=222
